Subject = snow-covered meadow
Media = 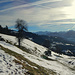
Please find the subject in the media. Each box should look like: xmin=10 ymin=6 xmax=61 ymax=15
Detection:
xmin=0 ymin=33 xmax=75 ymax=75
xmin=0 ymin=50 xmax=27 ymax=75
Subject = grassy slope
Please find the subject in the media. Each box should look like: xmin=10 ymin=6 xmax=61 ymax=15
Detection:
xmin=0 ymin=44 xmax=56 ymax=75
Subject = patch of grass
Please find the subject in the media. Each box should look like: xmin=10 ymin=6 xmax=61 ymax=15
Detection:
xmin=34 ymin=47 xmax=37 ymax=51
xmin=41 ymin=55 xmax=55 ymax=61
xmin=0 ymin=45 xmax=57 ymax=75
xmin=4 ymin=40 xmax=40 ymax=56
xmin=73 ymin=66 xmax=75 ymax=70
xmin=15 ymin=45 xmax=31 ymax=54
xmin=6 ymin=40 xmax=13 ymax=45
xmin=15 ymin=45 xmax=40 ymax=57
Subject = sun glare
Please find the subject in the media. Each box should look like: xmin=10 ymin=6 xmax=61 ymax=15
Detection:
xmin=63 ymin=0 xmax=75 ymax=19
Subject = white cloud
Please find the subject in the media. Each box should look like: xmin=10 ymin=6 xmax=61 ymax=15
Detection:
xmin=0 ymin=0 xmax=61 ymax=12
xmin=0 ymin=5 xmax=64 ymax=26
xmin=0 ymin=0 xmax=75 ymax=32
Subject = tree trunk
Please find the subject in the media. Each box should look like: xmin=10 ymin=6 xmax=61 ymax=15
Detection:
xmin=18 ymin=38 xmax=20 ymax=48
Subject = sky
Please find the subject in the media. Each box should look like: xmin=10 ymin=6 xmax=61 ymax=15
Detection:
xmin=0 ymin=0 xmax=75 ymax=32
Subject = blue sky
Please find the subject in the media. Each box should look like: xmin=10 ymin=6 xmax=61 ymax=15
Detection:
xmin=0 ymin=0 xmax=75 ymax=32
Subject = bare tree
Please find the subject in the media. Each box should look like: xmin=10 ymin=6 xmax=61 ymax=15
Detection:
xmin=15 ymin=19 xmax=28 ymax=47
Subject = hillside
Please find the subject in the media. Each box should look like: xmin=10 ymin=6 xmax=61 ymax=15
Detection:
xmin=0 ymin=33 xmax=75 ymax=75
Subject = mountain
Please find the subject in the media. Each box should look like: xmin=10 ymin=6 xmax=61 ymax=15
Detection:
xmin=0 ymin=33 xmax=75 ymax=75
xmin=35 ymin=30 xmax=75 ymax=43
xmin=19 ymin=32 xmax=75 ymax=56
xmin=35 ymin=31 xmax=66 ymax=36
xmin=0 ymin=29 xmax=75 ymax=56
xmin=35 ymin=30 xmax=75 ymax=38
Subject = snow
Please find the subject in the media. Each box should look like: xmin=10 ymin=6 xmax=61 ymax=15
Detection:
xmin=0 ymin=34 xmax=16 ymax=44
xmin=66 ymin=44 xmax=70 ymax=45
xmin=0 ymin=33 xmax=75 ymax=75
xmin=0 ymin=33 xmax=47 ymax=56
xmin=22 ymin=39 xmax=47 ymax=56
xmin=51 ymin=51 xmax=75 ymax=69
xmin=0 ymin=49 xmax=27 ymax=75
xmin=0 ymin=41 xmax=24 ymax=55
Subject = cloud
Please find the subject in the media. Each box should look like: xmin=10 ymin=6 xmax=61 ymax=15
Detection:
xmin=0 ymin=0 xmax=62 ymax=12
xmin=0 ymin=0 xmax=14 ymax=4
xmin=0 ymin=0 xmax=75 ymax=32
xmin=0 ymin=3 xmax=65 ymax=26
xmin=39 ymin=0 xmax=74 ymax=9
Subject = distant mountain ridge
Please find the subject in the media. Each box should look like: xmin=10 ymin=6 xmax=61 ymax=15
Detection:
xmin=35 ymin=30 xmax=75 ymax=37
xmin=35 ymin=30 xmax=75 ymax=42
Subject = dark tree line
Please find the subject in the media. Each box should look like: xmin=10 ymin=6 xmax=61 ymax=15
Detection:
xmin=0 ymin=25 xmax=12 ymax=35
xmin=0 ymin=25 xmax=17 ymax=36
